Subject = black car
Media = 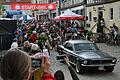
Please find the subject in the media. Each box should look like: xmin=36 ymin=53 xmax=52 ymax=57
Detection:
xmin=57 ymin=40 xmax=117 ymax=74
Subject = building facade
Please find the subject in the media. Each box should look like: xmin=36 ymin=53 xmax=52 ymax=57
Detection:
xmin=61 ymin=0 xmax=84 ymax=15
xmin=49 ymin=0 xmax=120 ymax=33
xmin=31 ymin=0 xmax=49 ymax=21
xmin=49 ymin=0 xmax=85 ymax=20
xmin=86 ymin=0 xmax=120 ymax=33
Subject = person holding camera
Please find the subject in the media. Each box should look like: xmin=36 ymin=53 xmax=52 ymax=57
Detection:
xmin=41 ymin=57 xmax=56 ymax=80
xmin=55 ymin=55 xmax=79 ymax=80
xmin=64 ymin=55 xmax=79 ymax=80
xmin=0 ymin=48 xmax=55 ymax=80
xmin=30 ymin=50 xmax=55 ymax=80
xmin=1 ymin=48 xmax=79 ymax=80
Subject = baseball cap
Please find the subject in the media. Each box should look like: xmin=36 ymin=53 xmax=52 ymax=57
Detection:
xmin=33 ymin=31 xmax=37 ymax=34
xmin=31 ymin=44 xmax=39 ymax=50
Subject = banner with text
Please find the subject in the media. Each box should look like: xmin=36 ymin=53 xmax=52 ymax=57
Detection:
xmin=11 ymin=3 xmax=56 ymax=10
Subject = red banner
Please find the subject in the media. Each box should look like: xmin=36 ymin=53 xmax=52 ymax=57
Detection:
xmin=0 ymin=0 xmax=31 ymax=5
xmin=11 ymin=3 xmax=56 ymax=10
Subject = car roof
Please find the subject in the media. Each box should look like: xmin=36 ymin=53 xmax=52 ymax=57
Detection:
xmin=66 ymin=40 xmax=93 ymax=44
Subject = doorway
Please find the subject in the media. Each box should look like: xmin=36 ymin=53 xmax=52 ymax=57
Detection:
xmin=98 ymin=11 xmax=103 ymax=19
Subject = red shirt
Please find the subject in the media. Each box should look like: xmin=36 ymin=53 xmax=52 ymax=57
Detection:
xmin=29 ymin=34 xmax=37 ymax=43
xmin=42 ymin=73 xmax=56 ymax=80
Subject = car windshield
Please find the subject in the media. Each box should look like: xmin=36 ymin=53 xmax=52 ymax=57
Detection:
xmin=74 ymin=43 xmax=99 ymax=51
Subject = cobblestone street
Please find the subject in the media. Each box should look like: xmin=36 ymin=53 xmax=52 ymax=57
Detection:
xmin=50 ymin=43 xmax=120 ymax=80
xmin=97 ymin=43 xmax=120 ymax=62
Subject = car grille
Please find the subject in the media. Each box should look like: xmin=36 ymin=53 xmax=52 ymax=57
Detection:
xmin=90 ymin=60 xmax=112 ymax=65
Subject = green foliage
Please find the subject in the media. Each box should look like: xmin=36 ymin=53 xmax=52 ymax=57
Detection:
xmin=86 ymin=31 xmax=93 ymax=36
xmin=0 ymin=5 xmax=5 ymax=9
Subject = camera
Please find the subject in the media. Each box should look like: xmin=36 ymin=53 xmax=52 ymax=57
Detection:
xmin=56 ymin=55 xmax=66 ymax=61
xmin=32 ymin=58 xmax=41 ymax=68
xmin=30 ymin=52 xmax=49 ymax=68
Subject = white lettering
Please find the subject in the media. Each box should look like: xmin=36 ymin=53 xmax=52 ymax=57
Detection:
xmin=21 ymin=6 xmax=25 ymax=10
xmin=21 ymin=5 xmax=36 ymax=10
xmin=14 ymin=4 xmax=55 ymax=10
xmin=37 ymin=6 xmax=47 ymax=9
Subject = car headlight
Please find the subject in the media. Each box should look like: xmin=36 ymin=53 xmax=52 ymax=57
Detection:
xmin=83 ymin=60 xmax=88 ymax=64
xmin=112 ymin=58 xmax=117 ymax=63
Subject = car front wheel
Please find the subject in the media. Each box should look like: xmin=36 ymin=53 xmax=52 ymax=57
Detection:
xmin=104 ymin=66 xmax=114 ymax=72
xmin=76 ymin=61 xmax=85 ymax=74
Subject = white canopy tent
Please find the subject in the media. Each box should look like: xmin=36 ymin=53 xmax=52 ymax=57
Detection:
xmin=19 ymin=15 xmax=32 ymax=20
xmin=54 ymin=9 xmax=84 ymax=20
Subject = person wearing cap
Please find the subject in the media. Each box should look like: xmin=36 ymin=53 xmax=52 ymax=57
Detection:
xmin=29 ymin=31 xmax=37 ymax=43
xmin=29 ymin=43 xmax=39 ymax=55
xmin=10 ymin=38 xmax=18 ymax=49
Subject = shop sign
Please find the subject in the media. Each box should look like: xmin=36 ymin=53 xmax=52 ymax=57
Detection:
xmin=11 ymin=3 xmax=56 ymax=10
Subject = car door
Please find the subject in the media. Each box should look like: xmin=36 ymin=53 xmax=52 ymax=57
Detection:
xmin=64 ymin=42 xmax=76 ymax=64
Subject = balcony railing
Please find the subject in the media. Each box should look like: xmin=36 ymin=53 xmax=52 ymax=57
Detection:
xmin=61 ymin=0 xmax=84 ymax=8
xmin=87 ymin=0 xmax=117 ymax=4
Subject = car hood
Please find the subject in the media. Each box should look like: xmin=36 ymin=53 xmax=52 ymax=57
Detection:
xmin=76 ymin=51 xmax=113 ymax=59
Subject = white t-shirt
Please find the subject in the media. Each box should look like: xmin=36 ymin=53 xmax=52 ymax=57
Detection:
xmin=114 ymin=31 xmax=118 ymax=39
xmin=31 ymin=44 xmax=39 ymax=50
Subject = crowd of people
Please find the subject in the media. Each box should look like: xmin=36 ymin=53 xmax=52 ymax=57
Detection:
xmin=109 ymin=23 xmax=120 ymax=45
xmin=11 ymin=19 xmax=88 ymax=52
xmin=0 ymin=19 xmax=83 ymax=80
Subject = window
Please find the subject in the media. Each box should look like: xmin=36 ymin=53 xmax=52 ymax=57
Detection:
xmin=80 ymin=9 xmax=84 ymax=15
xmin=65 ymin=43 xmax=73 ymax=51
xmin=74 ymin=43 xmax=99 ymax=51
xmin=6 ymin=0 xmax=10 ymax=2
xmin=89 ymin=12 xmax=92 ymax=21
xmin=16 ymin=0 xmax=21 ymax=2
xmin=76 ymin=10 xmax=79 ymax=14
xmin=109 ymin=8 xmax=113 ymax=20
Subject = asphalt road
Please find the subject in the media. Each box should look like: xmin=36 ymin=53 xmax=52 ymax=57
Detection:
xmin=50 ymin=43 xmax=120 ymax=80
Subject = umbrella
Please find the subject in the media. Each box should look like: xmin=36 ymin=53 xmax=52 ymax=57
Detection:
xmin=54 ymin=9 xmax=84 ymax=20
xmin=19 ymin=15 xmax=32 ymax=20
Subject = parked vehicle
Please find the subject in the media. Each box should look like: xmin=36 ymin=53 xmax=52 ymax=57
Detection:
xmin=57 ymin=40 xmax=117 ymax=74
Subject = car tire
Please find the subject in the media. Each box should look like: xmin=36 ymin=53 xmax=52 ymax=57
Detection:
xmin=104 ymin=66 xmax=114 ymax=72
xmin=76 ymin=61 xmax=85 ymax=74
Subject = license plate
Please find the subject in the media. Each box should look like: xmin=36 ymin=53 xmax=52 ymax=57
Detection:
xmin=98 ymin=66 xmax=104 ymax=70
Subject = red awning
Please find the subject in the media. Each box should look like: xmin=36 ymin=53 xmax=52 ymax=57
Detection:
xmin=54 ymin=16 xmax=84 ymax=20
